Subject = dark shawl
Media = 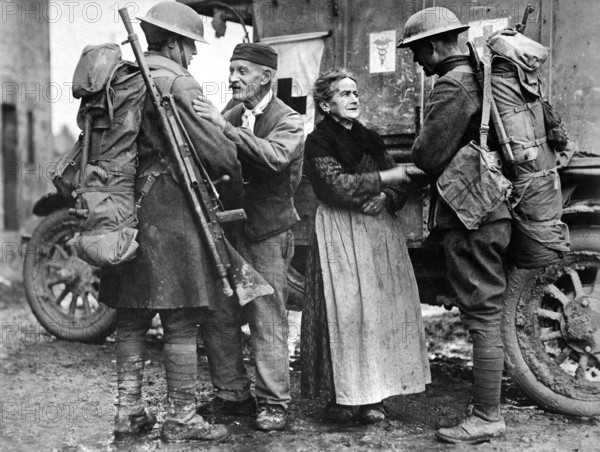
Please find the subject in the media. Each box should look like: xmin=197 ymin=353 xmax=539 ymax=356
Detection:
xmin=305 ymin=115 xmax=408 ymax=213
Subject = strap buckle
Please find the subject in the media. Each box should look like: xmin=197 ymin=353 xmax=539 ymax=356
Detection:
xmin=479 ymin=125 xmax=490 ymax=146
xmin=135 ymin=170 xmax=161 ymax=210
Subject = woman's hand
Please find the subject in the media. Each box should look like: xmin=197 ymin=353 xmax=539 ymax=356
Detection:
xmin=192 ymin=95 xmax=226 ymax=131
xmin=360 ymin=192 xmax=387 ymax=215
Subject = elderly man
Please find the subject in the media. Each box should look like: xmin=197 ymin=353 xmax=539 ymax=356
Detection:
xmin=398 ymin=7 xmax=511 ymax=445
xmin=193 ymin=43 xmax=304 ymax=431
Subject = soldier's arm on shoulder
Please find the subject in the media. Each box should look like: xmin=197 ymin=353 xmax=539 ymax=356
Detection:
xmin=222 ymin=110 xmax=304 ymax=173
xmin=412 ymin=77 xmax=475 ymax=176
xmin=171 ymin=76 xmax=241 ymax=184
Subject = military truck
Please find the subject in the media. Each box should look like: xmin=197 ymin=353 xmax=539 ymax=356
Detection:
xmin=23 ymin=0 xmax=600 ymax=416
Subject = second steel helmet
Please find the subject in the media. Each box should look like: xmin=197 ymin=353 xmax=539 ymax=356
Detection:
xmin=397 ymin=7 xmax=469 ymax=48
xmin=138 ymin=2 xmax=208 ymax=45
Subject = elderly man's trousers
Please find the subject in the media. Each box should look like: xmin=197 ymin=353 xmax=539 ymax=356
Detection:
xmin=201 ymin=229 xmax=294 ymax=409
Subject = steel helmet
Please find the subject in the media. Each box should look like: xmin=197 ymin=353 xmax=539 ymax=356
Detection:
xmin=138 ymin=2 xmax=208 ymax=45
xmin=397 ymin=7 xmax=469 ymax=48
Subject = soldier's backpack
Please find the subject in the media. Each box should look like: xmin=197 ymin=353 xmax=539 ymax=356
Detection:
xmin=50 ymin=43 xmax=165 ymax=267
xmin=486 ymin=29 xmax=571 ymax=268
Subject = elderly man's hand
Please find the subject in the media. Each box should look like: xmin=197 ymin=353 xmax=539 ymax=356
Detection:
xmin=360 ymin=192 xmax=387 ymax=216
xmin=192 ymin=95 xmax=226 ymax=131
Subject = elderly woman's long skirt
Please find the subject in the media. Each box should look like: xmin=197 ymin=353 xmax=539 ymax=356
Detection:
xmin=309 ymin=204 xmax=430 ymax=405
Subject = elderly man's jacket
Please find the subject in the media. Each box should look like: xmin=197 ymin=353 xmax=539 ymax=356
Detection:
xmin=223 ymin=96 xmax=304 ymax=241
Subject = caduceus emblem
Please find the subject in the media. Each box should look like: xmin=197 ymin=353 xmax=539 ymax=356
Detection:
xmin=374 ymin=37 xmax=392 ymax=66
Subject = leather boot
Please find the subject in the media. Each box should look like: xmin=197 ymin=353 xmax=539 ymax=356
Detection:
xmin=435 ymin=404 xmax=505 ymax=444
xmin=161 ymin=407 xmax=229 ymax=443
xmin=114 ymin=405 xmax=156 ymax=440
xmin=256 ymin=405 xmax=287 ymax=431
xmin=359 ymin=402 xmax=386 ymax=424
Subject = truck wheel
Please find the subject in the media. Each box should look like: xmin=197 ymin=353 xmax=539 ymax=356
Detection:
xmin=502 ymin=228 xmax=600 ymax=415
xmin=23 ymin=209 xmax=117 ymax=342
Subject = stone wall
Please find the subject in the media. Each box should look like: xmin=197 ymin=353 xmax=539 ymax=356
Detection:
xmin=0 ymin=0 xmax=53 ymax=233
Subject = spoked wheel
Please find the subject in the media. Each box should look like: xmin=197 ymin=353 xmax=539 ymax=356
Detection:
xmin=503 ymin=228 xmax=600 ymax=415
xmin=23 ymin=209 xmax=116 ymax=342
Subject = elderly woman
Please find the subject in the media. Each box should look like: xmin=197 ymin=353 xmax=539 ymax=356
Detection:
xmin=301 ymin=69 xmax=430 ymax=424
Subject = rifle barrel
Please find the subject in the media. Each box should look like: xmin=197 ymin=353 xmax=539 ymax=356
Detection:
xmin=516 ymin=4 xmax=535 ymax=34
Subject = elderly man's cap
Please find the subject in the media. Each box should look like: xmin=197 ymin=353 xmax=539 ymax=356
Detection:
xmin=231 ymin=43 xmax=278 ymax=70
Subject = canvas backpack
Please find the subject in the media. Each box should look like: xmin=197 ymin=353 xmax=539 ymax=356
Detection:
xmin=50 ymin=43 xmax=175 ymax=267
xmin=486 ymin=29 xmax=571 ymax=268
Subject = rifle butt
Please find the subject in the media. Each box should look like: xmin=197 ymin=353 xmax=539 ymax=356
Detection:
xmin=224 ymin=239 xmax=274 ymax=306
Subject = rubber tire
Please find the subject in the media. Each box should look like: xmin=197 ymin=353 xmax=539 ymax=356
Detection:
xmin=23 ymin=209 xmax=117 ymax=342
xmin=502 ymin=227 xmax=600 ymax=416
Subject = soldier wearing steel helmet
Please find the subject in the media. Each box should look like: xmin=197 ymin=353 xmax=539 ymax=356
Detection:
xmin=103 ymin=1 xmax=241 ymax=443
xmin=398 ymin=7 xmax=512 ymax=444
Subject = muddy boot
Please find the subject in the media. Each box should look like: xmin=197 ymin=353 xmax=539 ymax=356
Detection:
xmin=256 ymin=405 xmax=287 ymax=431
xmin=359 ymin=402 xmax=386 ymax=425
xmin=434 ymin=411 xmax=463 ymax=429
xmin=114 ymin=405 xmax=156 ymax=440
xmin=435 ymin=404 xmax=505 ymax=444
xmin=161 ymin=405 xmax=229 ymax=443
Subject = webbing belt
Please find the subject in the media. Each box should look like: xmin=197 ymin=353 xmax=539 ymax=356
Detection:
xmin=76 ymin=186 xmax=133 ymax=194
xmin=512 ymin=167 xmax=558 ymax=182
xmin=498 ymin=100 xmax=541 ymax=116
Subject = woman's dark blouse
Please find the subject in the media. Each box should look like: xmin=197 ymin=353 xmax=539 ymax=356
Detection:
xmin=304 ymin=115 xmax=407 ymax=212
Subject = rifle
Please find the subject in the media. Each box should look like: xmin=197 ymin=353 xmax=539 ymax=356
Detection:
xmin=119 ymin=8 xmax=273 ymax=305
xmin=515 ymin=4 xmax=535 ymax=34
xmin=467 ymin=41 xmax=518 ymax=179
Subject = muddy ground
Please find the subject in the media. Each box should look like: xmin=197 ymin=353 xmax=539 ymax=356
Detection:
xmin=1 ymin=281 xmax=599 ymax=452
